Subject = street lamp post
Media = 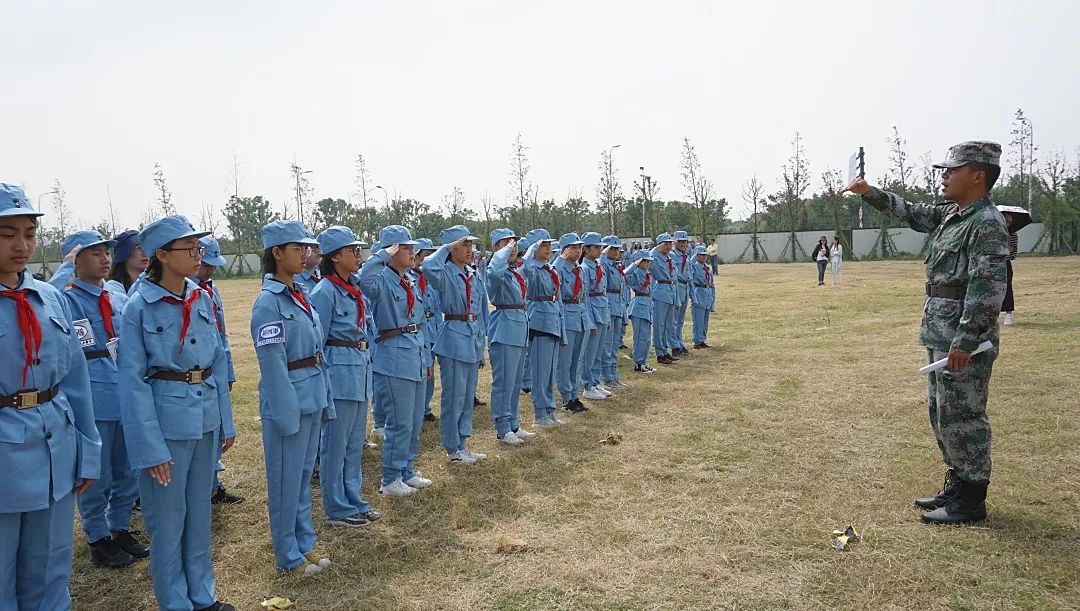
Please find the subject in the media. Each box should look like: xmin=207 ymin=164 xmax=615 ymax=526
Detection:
xmin=639 ymin=166 xmax=647 ymax=238
xmin=607 ymin=144 xmax=621 ymax=235
xmin=375 ymin=185 xmax=390 ymax=227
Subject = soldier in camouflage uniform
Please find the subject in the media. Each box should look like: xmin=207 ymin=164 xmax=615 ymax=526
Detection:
xmin=844 ymin=141 xmax=1009 ymax=525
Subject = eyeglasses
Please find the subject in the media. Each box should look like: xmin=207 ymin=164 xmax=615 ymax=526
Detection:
xmin=344 ymin=246 xmax=362 ymax=256
xmin=283 ymin=244 xmax=313 ymax=257
xmin=164 ymin=245 xmax=206 ymax=258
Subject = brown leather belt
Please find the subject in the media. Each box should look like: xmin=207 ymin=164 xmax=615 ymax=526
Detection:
xmin=287 ymin=353 xmax=324 ymax=371
xmin=692 ymin=284 xmax=711 ymax=289
xmin=326 ymin=338 xmax=368 ymax=351
xmin=444 ymin=313 xmax=478 ymax=322
xmin=606 ymin=289 xmax=622 ymax=294
xmin=494 ymin=304 xmax=525 ymax=310
xmin=678 ymin=279 xmax=689 ymax=284
xmin=561 ymin=298 xmax=581 ymax=304
xmin=657 ymin=280 xmax=673 ymax=285
xmin=150 ymin=367 xmax=213 ymax=384
xmin=588 ymin=291 xmax=605 ymax=297
xmin=926 ymin=283 xmax=967 ymax=300
xmin=0 ymin=386 xmax=60 ymax=409
xmin=634 ymin=291 xmax=652 ymax=297
xmin=376 ymin=324 xmax=420 ymax=343
xmin=530 ymin=295 xmax=557 ymax=302
xmin=84 ymin=350 xmax=111 ymax=360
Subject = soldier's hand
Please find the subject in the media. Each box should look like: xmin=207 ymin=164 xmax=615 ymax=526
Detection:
xmin=841 ymin=178 xmax=871 ymax=196
xmin=221 ymin=436 xmax=236 ymax=454
xmin=947 ymin=347 xmax=972 ymax=371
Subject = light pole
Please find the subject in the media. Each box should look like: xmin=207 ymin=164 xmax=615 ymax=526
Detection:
xmin=375 ymin=185 xmax=390 ymax=227
xmin=607 ymin=144 xmax=621 ymax=235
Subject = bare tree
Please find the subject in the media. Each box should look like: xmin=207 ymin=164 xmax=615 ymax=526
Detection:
xmin=597 ymin=148 xmax=624 ymax=235
xmin=1009 ymin=108 xmax=1038 ymax=209
xmin=738 ymin=176 xmax=767 ymax=261
xmin=289 ymin=162 xmax=314 ymax=225
xmin=1033 ymin=150 xmax=1073 ymax=253
xmin=681 ymin=137 xmax=714 ymax=239
xmin=153 ymin=163 xmax=176 ymax=217
xmin=227 ymin=153 xmax=242 ymax=199
xmin=634 ymin=170 xmax=659 ymax=238
xmin=51 ymin=179 xmax=71 ymax=238
xmin=776 ymin=132 xmax=810 ymax=260
xmin=199 ymin=202 xmax=221 ymax=235
xmin=508 ymin=133 xmax=533 ymax=230
xmin=441 ymin=186 xmax=469 ymax=226
xmin=886 ymin=126 xmax=912 ymax=194
xmin=103 ymin=181 xmax=119 ymax=236
xmin=480 ymin=191 xmax=495 ymax=241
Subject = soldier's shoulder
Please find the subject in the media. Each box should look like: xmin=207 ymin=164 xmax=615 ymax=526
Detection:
xmin=974 ymin=203 xmax=1008 ymax=232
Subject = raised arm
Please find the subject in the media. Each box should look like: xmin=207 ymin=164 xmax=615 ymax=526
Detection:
xmin=844 ymin=178 xmax=945 ymax=234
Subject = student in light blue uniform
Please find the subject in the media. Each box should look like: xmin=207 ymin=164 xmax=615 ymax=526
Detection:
xmin=192 ymin=235 xmax=245 ymax=506
xmin=520 ymin=229 xmax=563 ymax=427
xmin=107 ymin=229 xmax=149 ymax=299
xmin=421 ymin=225 xmax=488 ymax=464
xmin=670 ymin=230 xmax=692 ymax=356
xmin=309 ymin=226 xmax=384 ymax=529
xmin=689 ymin=246 xmax=716 ymax=348
xmin=486 ymin=228 xmax=537 ymax=445
xmin=470 ymin=247 xmax=490 ymax=410
xmin=578 ymin=232 xmax=611 ymax=402
xmin=250 ymin=220 xmax=334 ymax=576
xmin=119 ymin=215 xmax=236 ymax=611
xmin=293 ymin=235 xmax=322 ymax=295
xmin=358 ymin=226 xmax=430 ymax=496
xmin=0 ymin=184 xmax=102 ymax=611
xmin=649 ymin=233 xmax=678 ymax=366
xmin=50 ymin=230 xmax=149 ymax=569
xmin=625 ymin=251 xmax=658 ymax=374
xmin=554 ymin=233 xmax=593 ymax=413
xmin=411 ymin=238 xmax=440 ymax=422
xmin=598 ymin=235 xmax=628 ymax=388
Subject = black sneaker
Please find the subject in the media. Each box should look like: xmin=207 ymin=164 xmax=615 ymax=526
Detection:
xmin=326 ymin=514 xmax=369 ymax=528
xmin=360 ymin=510 xmax=383 ymax=522
xmin=111 ymin=530 xmax=149 ymax=559
xmin=522 ymin=388 xmax=531 ymax=394
xmin=473 ymin=396 xmax=486 ymax=407
xmin=569 ymin=399 xmax=589 ymax=413
xmin=211 ymin=487 xmax=246 ymax=505
xmin=132 ymin=498 xmax=141 ymax=516
xmin=195 ymin=602 xmax=236 ymax=611
xmin=89 ymin=537 xmax=136 ymax=568
xmin=564 ymin=401 xmax=586 ymax=414
xmin=423 ymin=413 xmax=438 ymax=422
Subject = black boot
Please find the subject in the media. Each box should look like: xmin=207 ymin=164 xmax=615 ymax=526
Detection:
xmin=914 ymin=469 xmax=960 ymax=510
xmin=921 ymin=478 xmax=988 ymax=525
xmin=89 ymin=536 xmax=136 ymax=568
xmin=111 ymin=530 xmax=150 ymax=559
xmin=211 ymin=486 xmax=246 ymax=505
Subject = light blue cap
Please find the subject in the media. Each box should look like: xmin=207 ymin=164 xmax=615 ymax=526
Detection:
xmin=600 ymin=235 xmax=623 ymax=250
xmin=199 ymin=235 xmax=227 ymax=267
xmin=379 ymin=224 xmax=418 ymax=247
xmin=694 ymin=245 xmax=708 ymax=256
xmin=61 ymin=230 xmax=116 ymax=257
xmin=655 ymin=232 xmax=673 ymax=244
xmin=260 ymin=220 xmax=319 ymax=250
xmin=559 ymin=233 xmax=584 ymax=248
xmin=439 ymin=224 xmax=479 ymax=245
xmin=490 ymin=228 xmax=518 ymax=245
xmin=581 ymin=231 xmax=604 ymax=247
xmin=141 ymin=215 xmax=211 ymax=256
xmin=524 ymin=228 xmax=554 ymax=244
xmin=414 ymin=237 xmax=436 ymax=252
xmin=317 ymin=225 xmax=365 ymax=257
xmin=0 ymin=183 xmax=44 ymax=219
xmin=635 ymin=250 xmax=654 ymax=262
xmin=673 ymin=230 xmax=690 ymax=241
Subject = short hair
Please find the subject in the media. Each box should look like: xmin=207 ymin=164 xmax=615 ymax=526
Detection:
xmin=261 ymin=248 xmax=277 ymax=275
xmin=970 ymin=162 xmax=1001 ymax=190
xmin=319 ymin=250 xmax=339 ymax=279
xmin=146 ymin=256 xmax=164 ymax=282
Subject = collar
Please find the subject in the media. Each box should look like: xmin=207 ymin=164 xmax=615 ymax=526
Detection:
xmin=71 ymin=277 xmax=103 ymax=296
xmin=137 ymin=277 xmax=198 ymax=303
xmin=955 ymin=195 xmax=993 ymax=218
xmin=261 ymin=275 xmax=293 ymax=294
xmin=4 ymin=269 xmax=36 ymax=293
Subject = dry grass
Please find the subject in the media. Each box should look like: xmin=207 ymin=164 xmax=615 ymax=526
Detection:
xmin=70 ymin=258 xmax=1080 ymax=610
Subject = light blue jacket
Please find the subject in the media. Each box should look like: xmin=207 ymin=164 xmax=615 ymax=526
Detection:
xmin=195 ymin=279 xmax=235 ymax=383
xmin=521 ymin=248 xmax=563 ymax=339
xmin=485 ymin=244 xmax=528 ymax=347
xmin=294 ymin=268 xmax=320 ymax=295
xmin=648 ymin=248 xmax=676 ymax=305
xmin=555 ymin=256 xmax=594 ymax=333
xmin=357 ymin=249 xmax=426 ymax=382
xmin=600 ymin=255 xmax=627 ymax=318
xmin=581 ymin=256 xmax=609 ymax=326
xmin=626 ymin=263 xmax=654 ymax=321
xmin=56 ymin=278 xmax=125 ymax=421
xmin=0 ymin=270 xmax=101 ymax=513
xmin=672 ymin=247 xmax=691 ymax=305
xmin=310 ymin=275 xmax=371 ymax=403
xmin=250 ymin=276 xmax=334 ymax=437
xmin=421 ymin=245 xmax=485 ymax=364
xmin=407 ymin=268 xmax=435 ymax=368
xmin=50 ymin=260 xmax=131 ymax=308
xmin=690 ymin=260 xmax=716 ymax=312
xmin=119 ymin=278 xmax=235 ymax=470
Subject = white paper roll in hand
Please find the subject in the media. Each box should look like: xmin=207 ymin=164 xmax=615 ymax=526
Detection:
xmin=919 ymin=340 xmax=994 ymax=375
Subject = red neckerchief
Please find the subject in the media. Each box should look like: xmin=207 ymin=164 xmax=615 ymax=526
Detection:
xmin=198 ymin=281 xmax=225 ymax=334
xmin=0 ymin=289 xmax=43 ymax=384
xmin=159 ymin=288 xmax=202 ymax=352
xmin=642 ymin=272 xmax=651 ymax=292
xmin=73 ymin=282 xmax=117 ymax=340
xmin=667 ymin=255 xmax=674 ymax=277
xmin=571 ymin=266 xmax=583 ymax=299
xmin=459 ymin=272 xmax=472 ymax=316
xmin=290 ymin=287 xmax=312 ymax=316
xmin=594 ymin=260 xmax=604 ymax=289
xmin=327 ymin=273 xmax=366 ymax=332
xmin=418 ymin=272 xmax=428 ymax=294
xmin=680 ymin=250 xmax=687 ymax=273
xmin=510 ymin=268 xmax=526 ymax=301
xmin=544 ymin=264 xmax=560 ymax=292
xmin=399 ymin=275 xmax=415 ymax=317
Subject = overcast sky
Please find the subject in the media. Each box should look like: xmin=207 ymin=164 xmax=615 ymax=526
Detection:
xmin=3 ymin=0 xmax=1078 ymax=233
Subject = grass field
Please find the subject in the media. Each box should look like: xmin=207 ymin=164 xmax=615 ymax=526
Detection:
xmin=70 ymin=258 xmax=1080 ymax=610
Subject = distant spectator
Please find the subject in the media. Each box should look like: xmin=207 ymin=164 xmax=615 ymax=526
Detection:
xmin=1001 ymin=213 xmax=1018 ymax=325
xmin=830 ymin=235 xmax=843 ymax=286
xmin=811 ymin=236 xmax=829 ymax=286
xmin=707 ymin=241 xmax=718 ymax=275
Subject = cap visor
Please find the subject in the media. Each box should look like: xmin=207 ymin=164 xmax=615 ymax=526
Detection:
xmin=203 ymin=255 xmax=227 ymax=267
xmin=0 ymin=208 xmax=45 ymax=218
xmin=932 ymin=160 xmax=966 ymax=169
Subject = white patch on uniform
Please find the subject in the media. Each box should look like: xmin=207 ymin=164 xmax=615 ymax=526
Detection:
xmin=255 ymin=321 xmax=286 ymax=347
xmin=72 ymin=318 xmax=96 ymax=347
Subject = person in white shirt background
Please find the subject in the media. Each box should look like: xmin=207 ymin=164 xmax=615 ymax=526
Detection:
xmin=830 ymin=235 xmax=843 ymax=286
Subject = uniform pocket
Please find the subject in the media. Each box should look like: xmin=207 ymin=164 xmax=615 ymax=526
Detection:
xmin=0 ymin=422 xmax=26 ymax=443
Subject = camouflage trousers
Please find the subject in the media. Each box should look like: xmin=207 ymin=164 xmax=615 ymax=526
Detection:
xmin=926 ymin=349 xmax=994 ymax=483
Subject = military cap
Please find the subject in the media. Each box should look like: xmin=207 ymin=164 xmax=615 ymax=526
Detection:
xmin=933 ymin=141 xmax=1001 ymax=169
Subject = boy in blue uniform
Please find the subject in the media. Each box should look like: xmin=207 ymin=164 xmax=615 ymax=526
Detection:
xmin=649 ymin=233 xmax=678 ymax=365
xmin=0 ymin=184 xmax=102 ymax=611
xmin=52 ymin=230 xmax=149 ymax=568
xmin=598 ymin=236 xmax=628 ymax=387
xmin=521 ymin=230 xmax=564 ymax=427
xmin=625 ymin=251 xmax=657 ymax=374
xmin=119 ymin=215 xmax=236 ymax=611
xmin=690 ymin=246 xmax=716 ymax=348
xmin=293 ymin=237 xmax=322 ymax=294
xmin=250 ymin=220 xmax=334 ymax=575
xmin=486 ymin=228 xmax=537 ymax=445
xmin=412 ymin=238 xmax=440 ymax=423
xmin=554 ymin=233 xmax=593 ymax=413
xmin=310 ymin=226 xmax=385 ymax=527
xmin=579 ymin=232 xmax=611 ymax=401
xmin=358 ymin=226 xmax=430 ymax=496
xmin=670 ymin=230 xmax=692 ymax=357
xmin=193 ymin=235 xmax=244 ymax=506
xmin=421 ymin=225 xmax=488 ymax=464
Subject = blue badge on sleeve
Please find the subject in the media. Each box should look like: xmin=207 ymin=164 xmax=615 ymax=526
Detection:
xmin=255 ymin=321 xmax=286 ymax=347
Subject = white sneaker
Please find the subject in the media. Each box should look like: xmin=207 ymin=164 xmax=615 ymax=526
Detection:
xmin=596 ymin=385 xmax=613 ymax=397
xmin=404 ymin=474 xmax=433 ymax=489
xmin=582 ymin=387 xmax=607 ymax=400
xmin=465 ymin=448 xmax=488 ymax=461
xmin=448 ymin=450 xmax=479 ymax=465
xmin=1003 ymin=313 xmax=1014 ymax=326
xmin=372 ymin=427 xmax=385 ymax=439
xmin=305 ymin=552 xmax=333 ymax=568
xmin=553 ymin=417 xmax=566 ymax=425
xmin=606 ymin=379 xmax=627 ymax=389
xmin=535 ymin=416 xmax=558 ymax=428
xmin=514 ymin=428 xmax=537 ymax=439
xmin=379 ymin=478 xmax=416 ymax=496
xmin=499 ymin=431 xmax=525 ymax=445
xmin=290 ymin=562 xmax=323 ymax=576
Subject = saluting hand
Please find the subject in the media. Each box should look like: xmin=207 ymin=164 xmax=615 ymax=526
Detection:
xmin=385 ymin=244 xmax=401 ymax=257
xmin=840 ymin=178 xmax=871 ymax=195
xmin=63 ymin=245 xmax=83 ymax=264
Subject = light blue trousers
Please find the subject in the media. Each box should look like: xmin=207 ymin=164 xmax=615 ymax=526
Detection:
xmin=262 ymin=412 xmax=320 ymax=572
xmin=672 ymin=292 xmax=689 ymax=350
xmin=489 ymin=342 xmax=526 ymax=437
xmin=77 ymin=420 xmax=137 ymax=543
xmin=319 ymin=399 xmax=371 ymax=521
xmin=437 ymin=356 xmax=479 ymax=454
xmin=653 ymin=301 xmax=674 ymax=357
xmin=373 ymin=373 xmax=426 ymax=485
xmin=631 ymin=315 xmax=653 ymax=365
xmin=528 ymin=335 xmax=559 ymax=420
xmin=556 ymin=328 xmax=586 ymax=404
xmin=0 ymin=492 xmax=77 ymax=611
xmin=581 ymin=325 xmax=604 ymax=390
xmin=692 ymin=306 xmax=711 ymax=345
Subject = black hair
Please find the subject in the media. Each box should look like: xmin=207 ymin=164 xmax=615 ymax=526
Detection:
xmin=319 ymin=249 xmax=341 ymax=279
xmin=108 ymin=260 xmax=134 ymax=291
xmin=970 ymin=162 xmax=1001 ymax=190
xmin=146 ymin=256 xmax=164 ymax=282
xmin=261 ymin=247 xmax=277 ymax=275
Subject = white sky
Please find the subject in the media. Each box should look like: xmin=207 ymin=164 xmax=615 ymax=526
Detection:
xmin=3 ymin=0 xmax=1078 ymax=231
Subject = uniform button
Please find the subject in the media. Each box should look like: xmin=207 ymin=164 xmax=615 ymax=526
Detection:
xmin=156 ymin=326 xmax=163 ymax=332
xmin=190 ymin=338 xmax=197 ymax=344
xmin=197 ymin=391 xmax=203 ymax=397
xmin=45 ymin=432 xmax=52 ymax=440
xmin=33 ymin=359 xmax=41 ymax=365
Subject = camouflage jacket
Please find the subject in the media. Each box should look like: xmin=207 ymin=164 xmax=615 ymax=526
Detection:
xmin=862 ymin=187 xmax=1009 ymax=352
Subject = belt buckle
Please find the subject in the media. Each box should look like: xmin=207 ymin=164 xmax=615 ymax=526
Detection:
xmin=15 ymin=389 xmax=39 ymax=409
xmin=316 ymin=351 xmax=324 ymax=364
xmin=406 ymin=324 xmax=419 ymax=333
xmin=358 ymin=340 xmax=368 ymax=351
xmin=469 ymin=314 xmax=477 ymax=322
xmin=188 ymin=369 xmax=204 ymax=384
